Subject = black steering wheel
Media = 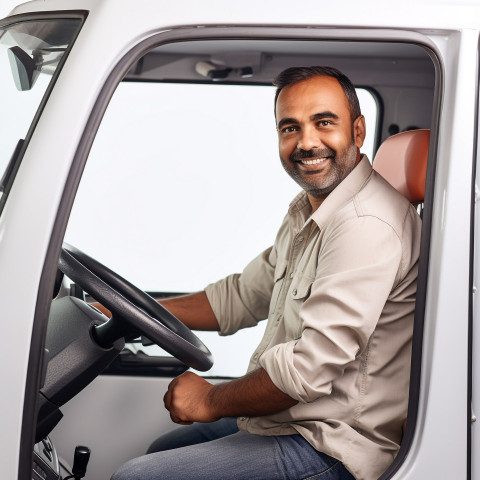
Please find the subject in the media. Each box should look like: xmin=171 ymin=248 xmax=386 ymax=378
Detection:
xmin=58 ymin=243 xmax=213 ymax=372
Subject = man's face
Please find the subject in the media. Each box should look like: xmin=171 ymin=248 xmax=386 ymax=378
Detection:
xmin=276 ymin=76 xmax=366 ymax=202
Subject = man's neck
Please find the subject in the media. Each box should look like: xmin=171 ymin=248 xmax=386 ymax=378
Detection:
xmin=307 ymin=195 xmax=325 ymax=213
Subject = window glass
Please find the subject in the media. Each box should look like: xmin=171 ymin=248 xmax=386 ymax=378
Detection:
xmin=0 ymin=19 xmax=81 ymax=207
xmin=65 ymin=81 xmax=380 ymax=377
xmin=357 ymin=88 xmax=378 ymax=160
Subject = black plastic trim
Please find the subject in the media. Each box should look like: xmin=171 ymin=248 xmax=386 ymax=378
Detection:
xmin=0 ymin=139 xmax=24 ymax=190
xmin=16 ymin=11 xmax=88 ymax=480
xmin=103 ymin=351 xmax=189 ymax=378
xmin=28 ymin=24 xmax=441 ymax=480
xmin=0 ymin=139 xmax=24 ymax=212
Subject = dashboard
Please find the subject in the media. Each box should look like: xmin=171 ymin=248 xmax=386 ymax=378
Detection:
xmin=32 ymin=437 xmax=67 ymax=480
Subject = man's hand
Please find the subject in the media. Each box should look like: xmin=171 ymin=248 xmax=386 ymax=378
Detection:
xmin=163 ymin=368 xmax=298 ymax=425
xmin=163 ymin=371 xmax=219 ymax=425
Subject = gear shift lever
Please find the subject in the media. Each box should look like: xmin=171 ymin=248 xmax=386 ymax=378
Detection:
xmin=64 ymin=445 xmax=90 ymax=480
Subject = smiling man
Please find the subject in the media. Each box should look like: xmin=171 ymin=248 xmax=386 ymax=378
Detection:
xmin=276 ymin=72 xmax=364 ymax=210
xmin=112 ymin=67 xmax=422 ymax=480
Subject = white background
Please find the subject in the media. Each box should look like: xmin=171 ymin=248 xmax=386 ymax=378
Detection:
xmin=1 ymin=1 xmax=18 ymax=18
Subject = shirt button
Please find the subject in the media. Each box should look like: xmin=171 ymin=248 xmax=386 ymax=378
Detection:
xmin=290 ymin=272 xmax=294 ymax=278
xmin=292 ymin=289 xmax=297 ymax=296
xmin=296 ymin=235 xmax=304 ymax=243
xmin=240 ymin=417 xmax=247 ymax=421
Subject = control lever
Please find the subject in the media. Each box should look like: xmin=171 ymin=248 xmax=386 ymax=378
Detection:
xmin=64 ymin=445 xmax=90 ymax=480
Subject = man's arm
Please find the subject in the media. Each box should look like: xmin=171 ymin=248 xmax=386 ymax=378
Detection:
xmin=159 ymin=291 xmax=219 ymax=331
xmin=91 ymin=290 xmax=220 ymax=331
xmin=163 ymin=368 xmax=298 ymax=425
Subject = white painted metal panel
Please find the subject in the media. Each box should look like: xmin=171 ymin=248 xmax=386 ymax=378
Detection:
xmin=0 ymin=1 xmax=478 ymax=478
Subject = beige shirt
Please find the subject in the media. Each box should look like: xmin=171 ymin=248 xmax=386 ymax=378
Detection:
xmin=205 ymin=156 xmax=422 ymax=480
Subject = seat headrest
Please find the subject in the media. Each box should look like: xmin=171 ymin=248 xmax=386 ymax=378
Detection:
xmin=372 ymin=129 xmax=429 ymax=203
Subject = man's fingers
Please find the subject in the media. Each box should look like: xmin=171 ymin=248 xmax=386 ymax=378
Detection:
xmin=164 ymin=377 xmax=178 ymax=410
xmin=163 ymin=388 xmax=171 ymax=409
xmin=169 ymin=411 xmax=193 ymax=425
xmin=164 ymin=379 xmax=192 ymax=424
xmin=164 ymin=373 xmax=208 ymax=424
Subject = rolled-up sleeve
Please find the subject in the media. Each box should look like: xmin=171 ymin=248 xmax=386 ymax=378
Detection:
xmin=259 ymin=215 xmax=403 ymax=403
xmin=205 ymin=246 xmax=277 ymax=335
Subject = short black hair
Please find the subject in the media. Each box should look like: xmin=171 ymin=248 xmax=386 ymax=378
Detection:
xmin=273 ymin=66 xmax=362 ymax=121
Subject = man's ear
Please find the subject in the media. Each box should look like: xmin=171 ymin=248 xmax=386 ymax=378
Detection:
xmin=353 ymin=115 xmax=366 ymax=148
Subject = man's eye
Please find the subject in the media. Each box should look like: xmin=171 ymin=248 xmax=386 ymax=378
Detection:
xmin=318 ymin=120 xmax=331 ymax=127
xmin=281 ymin=126 xmax=298 ymax=133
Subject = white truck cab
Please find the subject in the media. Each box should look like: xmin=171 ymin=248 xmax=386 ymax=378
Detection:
xmin=0 ymin=1 xmax=479 ymax=479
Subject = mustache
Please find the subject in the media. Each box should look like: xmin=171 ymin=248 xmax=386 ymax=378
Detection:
xmin=290 ymin=148 xmax=335 ymax=162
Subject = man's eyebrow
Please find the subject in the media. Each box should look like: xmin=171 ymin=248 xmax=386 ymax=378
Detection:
xmin=311 ymin=111 xmax=339 ymax=121
xmin=277 ymin=111 xmax=341 ymax=130
xmin=277 ymin=117 xmax=298 ymax=130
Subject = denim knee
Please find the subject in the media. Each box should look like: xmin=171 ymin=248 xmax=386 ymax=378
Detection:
xmin=111 ymin=458 xmax=141 ymax=480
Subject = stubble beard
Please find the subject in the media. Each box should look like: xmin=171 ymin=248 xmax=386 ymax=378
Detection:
xmin=282 ymin=141 xmax=358 ymax=199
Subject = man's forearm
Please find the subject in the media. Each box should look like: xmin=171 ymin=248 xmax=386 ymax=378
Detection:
xmin=164 ymin=368 xmax=298 ymax=424
xmin=91 ymin=290 xmax=219 ymax=331
xmin=209 ymin=368 xmax=298 ymax=417
xmin=159 ymin=291 xmax=220 ymax=331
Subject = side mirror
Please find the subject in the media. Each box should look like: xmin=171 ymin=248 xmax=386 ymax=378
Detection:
xmin=7 ymin=45 xmax=38 ymax=91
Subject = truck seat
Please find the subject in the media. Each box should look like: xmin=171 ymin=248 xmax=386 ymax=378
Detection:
xmin=372 ymin=129 xmax=429 ymax=206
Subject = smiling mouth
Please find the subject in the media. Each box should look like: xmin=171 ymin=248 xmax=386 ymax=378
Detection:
xmin=300 ymin=157 xmax=330 ymax=165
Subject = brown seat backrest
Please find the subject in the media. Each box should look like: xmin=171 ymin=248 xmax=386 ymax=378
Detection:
xmin=372 ymin=129 xmax=429 ymax=204
xmin=372 ymin=129 xmax=430 ymax=440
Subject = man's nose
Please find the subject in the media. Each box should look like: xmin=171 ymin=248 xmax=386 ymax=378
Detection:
xmin=297 ymin=126 xmax=320 ymax=151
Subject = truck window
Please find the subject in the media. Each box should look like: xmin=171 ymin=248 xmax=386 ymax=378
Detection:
xmin=64 ymin=80 xmax=379 ymax=376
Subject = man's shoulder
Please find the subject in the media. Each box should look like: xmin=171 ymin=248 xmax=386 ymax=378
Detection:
xmin=330 ymin=169 xmax=421 ymax=241
xmin=357 ymin=169 xmax=417 ymax=222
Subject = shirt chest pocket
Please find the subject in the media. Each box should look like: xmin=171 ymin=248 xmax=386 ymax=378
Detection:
xmin=284 ymin=273 xmax=314 ymax=339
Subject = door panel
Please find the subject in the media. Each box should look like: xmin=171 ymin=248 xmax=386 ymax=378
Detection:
xmin=49 ymin=375 xmax=197 ymax=480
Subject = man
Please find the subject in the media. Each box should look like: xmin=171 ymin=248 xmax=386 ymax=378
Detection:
xmin=112 ymin=66 xmax=421 ymax=480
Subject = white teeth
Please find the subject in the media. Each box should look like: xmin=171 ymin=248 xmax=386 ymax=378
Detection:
xmin=300 ymin=157 xmax=328 ymax=165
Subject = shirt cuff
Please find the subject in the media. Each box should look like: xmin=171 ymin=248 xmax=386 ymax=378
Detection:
xmin=205 ymin=275 xmax=259 ymax=336
xmin=259 ymin=341 xmax=333 ymax=403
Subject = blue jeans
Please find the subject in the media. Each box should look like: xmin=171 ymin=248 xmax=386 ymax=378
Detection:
xmin=146 ymin=417 xmax=239 ymax=453
xmin=112 ymin=419 xmax=355 ymax=480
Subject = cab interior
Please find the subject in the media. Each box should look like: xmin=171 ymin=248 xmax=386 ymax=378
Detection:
xmin=37 ymin=35 xmax=437 ymax=479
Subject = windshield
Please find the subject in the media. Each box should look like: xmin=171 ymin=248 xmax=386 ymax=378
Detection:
xmin=0 ymin=17 xmax=82 ymax=207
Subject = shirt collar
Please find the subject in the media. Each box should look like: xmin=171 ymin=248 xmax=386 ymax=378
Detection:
xmin=288 ymin=155 xmax=373 ymax=230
